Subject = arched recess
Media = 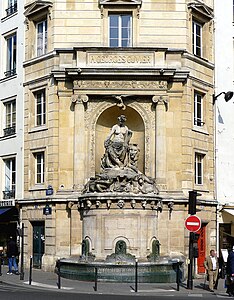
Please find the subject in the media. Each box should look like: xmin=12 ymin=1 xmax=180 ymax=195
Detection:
xmin=95 ymin=106 xmax=145 ymax=174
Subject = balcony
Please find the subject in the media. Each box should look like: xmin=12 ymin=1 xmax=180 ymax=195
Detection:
xmin=3 ymin=126 xmax=16 ymax=137
xmin=3 ymin=190 xmax=15 ymax=199
xmin=5 ymin=3 xmax=17 ymax=16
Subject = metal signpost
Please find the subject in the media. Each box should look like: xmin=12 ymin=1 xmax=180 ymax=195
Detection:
xmin=185 ymin=215 xmax=201 ymax=289
xmin=185 ymin=215 xmax=201 ymax=233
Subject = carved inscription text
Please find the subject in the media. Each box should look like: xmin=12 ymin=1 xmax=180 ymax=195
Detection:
xmin=88 ymin=53 xmax=153 ymax=66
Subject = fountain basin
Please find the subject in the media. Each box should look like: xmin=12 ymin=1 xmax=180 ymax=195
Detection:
xmin=58 ymin=258 xmax=184 ymax=283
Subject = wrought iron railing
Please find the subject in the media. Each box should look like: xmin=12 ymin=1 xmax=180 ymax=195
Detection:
xmin=3 ymin=126 xmax=16 ymax=137
xmin=3 ymin=190 xmax=15 ymax=199
xmin=4 ymin=69 xmax=16 ymax=77
xmin=5 ymin=3 xmax=17 ymax=16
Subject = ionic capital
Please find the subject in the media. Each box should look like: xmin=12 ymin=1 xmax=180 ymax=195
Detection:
xmin=71 ymin=94 xmax=89 ymax=105
xmin=152 ymin=95 xmax=169 ymax=111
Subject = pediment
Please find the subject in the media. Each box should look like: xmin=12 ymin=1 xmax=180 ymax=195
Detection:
xmin=24 ymin=0 xmax=52 ymax=18
xmin=99 ymin=0 xmax=142 ymax=6
xmin=188 ymin=2 xmax=213 ymax=20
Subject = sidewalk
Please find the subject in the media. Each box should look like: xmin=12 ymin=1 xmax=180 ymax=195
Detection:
xmin=0 ymin=265 xmax=229 ymax=297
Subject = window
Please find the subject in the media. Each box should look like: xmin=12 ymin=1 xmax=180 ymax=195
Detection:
xmin=3 ymin=100 xmax=16 ymax=136
xmin=6 ymin=0 xmax=17 ymax=16
xmin=34 ymin=152 xmax=45 ymax=184
xmin=194 ymin=92 xmax=203 ymax=127
xmin=35 ymin=90 xmax=46 ymax=126
xmin=192 ymin=20 xmax=202 ymax=57
xmin=3 ymin=157 xmax=16 ymax=199
xmin=195 ymin=153 xmax=204 ymax=185
xmin=37 ymin=20 xmax=47 ymax=56
xmin=5 ymin=33 xmax=17 ymax=77
xmin=109 ymin=14 xmax=132 ymax=47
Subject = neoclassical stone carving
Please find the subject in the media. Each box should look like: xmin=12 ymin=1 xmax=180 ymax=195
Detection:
xmin=152 ymin=95 xmax=169 ymax=111
xmin=117 ymin=200 xmax=125 ymax=209
xmin=83 ymin=115 xmax=159 ymax=194
xmin=71 ymin=94 xmax=89 ymax=104
xmin=74 ymin=80 xmax=167 ymax=91
xmin=84 ymin=100 xmax=153 ymax=176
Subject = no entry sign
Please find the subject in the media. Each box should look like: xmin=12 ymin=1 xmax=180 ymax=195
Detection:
xmin=185 ymin=215 xmax=201 ymax=232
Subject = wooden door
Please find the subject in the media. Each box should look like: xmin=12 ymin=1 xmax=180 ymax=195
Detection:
xmin=197 ymin=224 xmax=206 ymax=274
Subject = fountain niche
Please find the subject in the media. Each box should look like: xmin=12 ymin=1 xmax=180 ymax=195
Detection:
xmin=59 ymin=115 xmax=184 ymax=283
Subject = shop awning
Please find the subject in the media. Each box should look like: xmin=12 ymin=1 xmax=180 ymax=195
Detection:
xmin=0 ymin=208 xmax=11 ymax=215
xmin=0 ymin=207 xmax=18 ymax=222
xmin=223 ymin=209 xmax=234 ymax=216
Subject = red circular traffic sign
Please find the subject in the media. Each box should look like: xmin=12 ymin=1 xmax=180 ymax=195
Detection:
xmin=185 ymin=215 xmax=201 ymax=232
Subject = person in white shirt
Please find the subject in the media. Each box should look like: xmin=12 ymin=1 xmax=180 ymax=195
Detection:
xmin=204 ymin=249 xmax=219 ymax=292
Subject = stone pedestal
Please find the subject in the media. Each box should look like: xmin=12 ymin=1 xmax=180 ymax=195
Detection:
xmin=79 ymin=193 xmax=161 ymax=261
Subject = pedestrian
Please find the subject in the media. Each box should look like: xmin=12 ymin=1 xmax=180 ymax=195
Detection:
xmin=204 ymin=249 xmax=219 ymax=292
xmin=6 ymin=236 xmax=19 ymax=275
xmin=226 ymin=246 xmax=234 ymax=296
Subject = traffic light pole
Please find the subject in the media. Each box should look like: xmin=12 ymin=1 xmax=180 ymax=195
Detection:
xmin=187 ymin=232 xmax=194 ymax=289
xmin=187 ymin=191 xmax=199 ymax=290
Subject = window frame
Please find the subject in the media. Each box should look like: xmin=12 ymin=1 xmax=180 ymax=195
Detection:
xmin=34 ymin=152 xmax=45 ymax=184
xmin=36 ymin=19 xmax=48 ymax=57
xmin=3 ymin=99 xmax=16 ymax=136
xmin=195 ymin=153 xmax=204 ymax=185
xmin=3 ymin=157 xmax=16 ymax=199
xmin=35 ymin=89 xmax=46 ymax=127
xmin=109 ymin=13 xmax=132 ymax=47
xmin=6 ymin=0 xmax=17 ymax=16
xmin=194 ymin=92 xmax=203 ymax=127
xmin=5 ymin=32 xmax=17 ymax=77
xmin=192 ymin=19 xmax=202 ymax=57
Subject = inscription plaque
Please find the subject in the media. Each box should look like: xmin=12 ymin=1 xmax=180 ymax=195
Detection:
xmin=87 ymin=52 xmax=154 ymax=67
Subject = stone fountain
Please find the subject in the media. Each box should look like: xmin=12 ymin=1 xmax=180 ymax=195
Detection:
xmin=59 ymin=115 xmax=184 ymax=282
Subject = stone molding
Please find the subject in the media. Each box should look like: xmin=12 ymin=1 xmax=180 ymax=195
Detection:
xmin=74 ymin=80 xmax=167 ymax=91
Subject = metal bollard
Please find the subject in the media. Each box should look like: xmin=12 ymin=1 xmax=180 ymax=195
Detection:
xmin=29 ymin=256 xmax=33 ymax=285
xmin=94 ymin=267 xmax=98 ymax=291
xmin=0 ymin=258 xmax=1 ymax=276
xmin=57 ymin=260 xmax=61 ymax=289
xmin=176 ymin=262 xmax=180 ymax=291
xmin=135 ymin=259 xmax=138 ymax=293
xmin=20 ymin=223 xmax=25 ymax=281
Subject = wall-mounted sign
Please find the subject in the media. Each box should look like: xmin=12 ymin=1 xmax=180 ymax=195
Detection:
xmin=43 ymin=203 xmax=52 ymax=215
xmin=0 ymin=200 xmax=15 ymax=207
xmin=46 ymin=185 xmax=53 ymax=196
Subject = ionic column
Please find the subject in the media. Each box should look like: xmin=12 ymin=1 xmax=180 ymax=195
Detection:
xmin=152 ymin=95 xmax=168 ymax=190
xmin=71 ymin=94 xmax=89 ymax=191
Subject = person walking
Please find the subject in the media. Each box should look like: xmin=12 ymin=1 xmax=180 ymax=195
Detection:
xmin=226 ymin=246 xmax=234 ymax=296
xmin=7 ymin=236 xmax=19 ymax=275
xmin=204 ymin=249 xmax=219 ymax=292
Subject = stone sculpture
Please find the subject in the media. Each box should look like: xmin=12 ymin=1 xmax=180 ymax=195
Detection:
xmin=83 ymin=115 xmax=158 ymax=194
xmin=101 ymin=114 xmax=132 ymax=169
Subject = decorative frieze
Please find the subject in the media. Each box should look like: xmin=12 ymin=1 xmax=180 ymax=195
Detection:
xmin=74 ymin=80 xmax=167 ymax=91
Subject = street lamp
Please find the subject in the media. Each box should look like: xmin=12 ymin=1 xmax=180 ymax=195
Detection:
xmin=213 ymin=91 xmax=233 ymax=104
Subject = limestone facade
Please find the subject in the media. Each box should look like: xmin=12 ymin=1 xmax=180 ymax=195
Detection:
xmin=21 ymin=0 xmax=216 ymax=272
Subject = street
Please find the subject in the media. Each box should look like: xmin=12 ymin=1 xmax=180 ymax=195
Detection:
xmin=0 ymin=281 xmax=232 ymax=300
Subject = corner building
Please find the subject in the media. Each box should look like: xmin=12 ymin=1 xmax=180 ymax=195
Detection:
xmin=22 ymin=0 xmax=215 ymax=275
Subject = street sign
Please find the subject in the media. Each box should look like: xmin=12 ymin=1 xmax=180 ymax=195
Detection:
xmin=185 ymin=215 xmax=201 ymax=232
